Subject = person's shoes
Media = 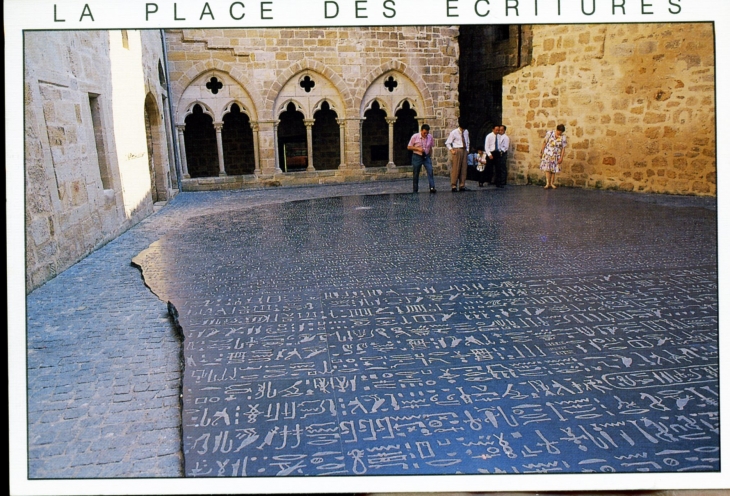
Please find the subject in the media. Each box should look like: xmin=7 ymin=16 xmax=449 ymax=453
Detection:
xmin=478 ymin=183 xmax=484 ymax=187
xmin=430 ymin=188 xmax=437 ymax=193
xmin=459 ymin=187 xmax=468 ymax=192
xmin=452 ymin=187 xmax=457 ymax=192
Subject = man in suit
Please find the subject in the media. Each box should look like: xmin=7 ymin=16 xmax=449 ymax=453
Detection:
xmin=495 ymin=125 xmax=510 ymax=188
xmin=483 ymin=125 xmax=500 ymax=187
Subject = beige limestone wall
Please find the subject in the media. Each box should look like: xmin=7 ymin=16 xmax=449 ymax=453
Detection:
xmin=140 ymin=30 xmax=180 ymax=200
xmin=164 ymin=27 xmax=460 ymax=176
xmin=25 ymin=30 xmax=175 ymax=292
xmin=503 ymin=23 xmax=715 ymax=196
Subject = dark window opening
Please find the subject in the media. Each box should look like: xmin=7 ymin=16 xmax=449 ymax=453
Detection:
xmin=362 ymin=101 xmax=388 ymax=167
xmin=184 ymin=104 xmax=218 ymax=178
xmin=278 ymin=102 xmax=307 ymax=172
xmin=222 ymin=104 xmax=256 ymax=175
xmin=312 ymin=101 xmax=340 ymax=170
xmin=370 ymin=145 xmax=388 ymax=162
xmin=394 ymin=101 xmax=418 ymax=166
xmin=88 ymin=94 xmax=112 ymax=190
xmin=158 ymin=60 xmax=166 ymax=85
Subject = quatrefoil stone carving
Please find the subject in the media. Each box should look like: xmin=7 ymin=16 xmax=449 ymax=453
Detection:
xmin=206 ymin=77 xmax=223 ymax=94
xmin=300 ymin=75 xmax=316 ymax=93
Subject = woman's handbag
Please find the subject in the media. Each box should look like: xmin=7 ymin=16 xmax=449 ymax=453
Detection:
xmin=476 ymin=154 xmax=486 ymax=172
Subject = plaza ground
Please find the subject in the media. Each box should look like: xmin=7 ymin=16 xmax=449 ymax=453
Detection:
xmin=24 ymin=178 xmax=721 ymax=493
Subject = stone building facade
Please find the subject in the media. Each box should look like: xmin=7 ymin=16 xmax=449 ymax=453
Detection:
xmin=24 ymin=23 xmax=716 ymax=290
xmin=501 ymin=23 xmax=716 ymax=195
xmin=164 ymin=27 xmax=461 ymax=190
xmin=24 ymin=30 xmax=178 ymax=292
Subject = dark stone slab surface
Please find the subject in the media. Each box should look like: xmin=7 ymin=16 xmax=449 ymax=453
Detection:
xmin=133 ymin=185 xmax=718 ymax=477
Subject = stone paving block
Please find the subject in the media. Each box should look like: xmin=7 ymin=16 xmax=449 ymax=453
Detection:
xmin=72 ymin=465 xmax=107 ymax=478
xmin=94 ymin=448 xmax=126 ymax=464
xmin=37 ymin=395 xmax=68 ymax=415
xmin=126 ymin=421 xmax=157 ymax=434
xmin=38 ymin=442 xmax=66 ymax=458
xmin=51 ymin=423 xmax=81 ymax=444
xmin=99 ymin=417 xmax=130 ymax=438
xmin=74 ymin=425 xmax=102 ymax=441
xmin=30 ymin=431 xmax=55 ymax=446
xmin=69 ymin=452 xmax=99 ymax=470
xmin=95 ymin=464 xmax=124 ymax=478
xmin=31 ymin=455 xmax=71 ymax=475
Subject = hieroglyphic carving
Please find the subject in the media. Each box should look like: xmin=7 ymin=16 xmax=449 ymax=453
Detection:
xmin=132 ymin=192 xmax=718 ymax=476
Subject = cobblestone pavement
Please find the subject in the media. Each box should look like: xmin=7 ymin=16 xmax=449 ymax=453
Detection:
xmin=24 ymin=178 xmax=719 ymax=490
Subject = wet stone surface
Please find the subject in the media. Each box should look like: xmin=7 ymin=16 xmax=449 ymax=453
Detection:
xmin=133 ymin=186 xmax=718 ymax=477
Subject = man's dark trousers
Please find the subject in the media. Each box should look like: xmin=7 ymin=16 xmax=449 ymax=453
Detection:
xmin=495 ymin=151 xmax=508 ymax=187
xmin=412 ymin=153 xmax=435 ymax=192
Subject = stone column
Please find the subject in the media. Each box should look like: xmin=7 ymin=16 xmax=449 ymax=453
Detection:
xmin=386 ymin=117 xmax=397 ymax=169
xmin=336 ymin=118 xmax=346 ymax=169
xmin=304 ymin=119 xmax=315 ymax=172
xmin=251 ymin=122 xmax=261 ymax=175
xmin=359 ymin=118 xmax=365 ymax=169
xmin=273 ymin=121 xmax=282 ymax=173
xmin=176 ymin=124 xmax=190 ymax=179
xmin=213 ymin=122 xmax=226 ymax=176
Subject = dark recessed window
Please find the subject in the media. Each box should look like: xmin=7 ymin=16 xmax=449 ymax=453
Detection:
xmin=158 ymin=61 xmax=166 ymax=85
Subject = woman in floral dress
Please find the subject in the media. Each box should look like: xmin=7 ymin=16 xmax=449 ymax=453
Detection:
xmin=539 ymin=124 xmax=567 ymax=189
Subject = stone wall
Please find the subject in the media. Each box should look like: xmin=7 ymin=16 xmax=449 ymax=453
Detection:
xmin=164 ymin=27 xmax=460 ymax=183
xmin=141 ymin=30 xmax=180 ymax=197
xmin=25 ymin=30 xmax=176 ymax=292
xmin=502 ymin=23 xmax=715 ymax=196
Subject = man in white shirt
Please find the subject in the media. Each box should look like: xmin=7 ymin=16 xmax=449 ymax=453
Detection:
xmin=483 ymin=125 xmax=500 ymax=187
xmin=496 ymin=125 xmax=510 ymax=188
xmin=445 ymin=121 xmax=470 ymax=192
